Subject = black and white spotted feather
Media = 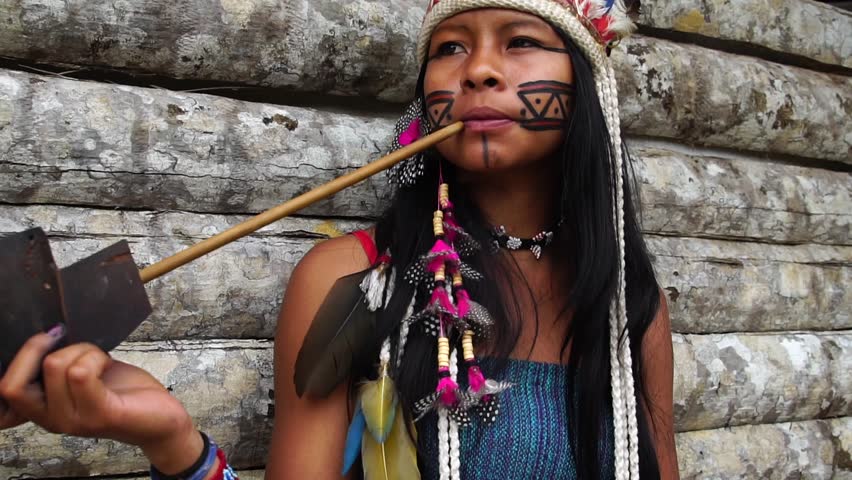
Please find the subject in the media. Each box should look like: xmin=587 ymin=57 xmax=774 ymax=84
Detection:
xmin=386 ymin=99 xmax=430 ymax=186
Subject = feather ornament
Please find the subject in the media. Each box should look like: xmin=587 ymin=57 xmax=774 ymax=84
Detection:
xmin=437 ymin=374 xmax=461 ymax=407
xmin=467 ymin=365 xmax=486 ymax=393
xmin=442 ymin=221 xmax=480 ymax=257
xmin=360 ymin=370 xmax=399 ymax=443
xmin=342 ymin=405 xmax=367 ymax=475
xmin=454 ymin=288 xmax=471 ymax=320
xmin=399 ymin=118 xmax=421 ymax=146
xmin=424 ymin=239 xmax=459 ymax=273
xmin=361 ymin=264 xmax=396 ymax=312
xmin=362 ymin=403 xmax=420 ymax=480
xmin=429 ymin=286 xmax=456 ymax=316
xmin=458 ymin=262 xmax=483 ymax=282
xmin=294 ymin=269 xmax=379 ymax=398
xmin=463 ymin=300 xmax=494 ymax=338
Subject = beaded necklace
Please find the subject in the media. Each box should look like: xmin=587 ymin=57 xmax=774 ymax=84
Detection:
xmin=490 ymin=224 xmax=559 ymax=259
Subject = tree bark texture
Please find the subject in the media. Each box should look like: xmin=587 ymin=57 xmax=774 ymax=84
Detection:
xmin=612 ymin=37 xmax=851 ymax=164
xmin=637 ymin=0 xmax=852 ymax=69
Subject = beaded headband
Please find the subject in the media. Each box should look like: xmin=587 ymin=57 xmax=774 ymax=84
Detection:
xmin=418 ymin=0 xmax=640 ymax=65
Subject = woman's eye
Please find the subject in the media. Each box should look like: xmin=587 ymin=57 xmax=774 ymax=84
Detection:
xmin=508 ymin=37 xmax=541 ymax=49
xmin=435 ymin=42 xmax=464 ymax=57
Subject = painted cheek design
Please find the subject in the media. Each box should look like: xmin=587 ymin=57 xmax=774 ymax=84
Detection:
xmin=425 ymin=90 xmax=455 ymax=129
xmin=517 ymin=80 xmax=576 ymax=131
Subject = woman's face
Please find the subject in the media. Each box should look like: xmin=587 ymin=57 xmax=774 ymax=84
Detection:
xmin=424 ymin=8 xmax=574 ymax=175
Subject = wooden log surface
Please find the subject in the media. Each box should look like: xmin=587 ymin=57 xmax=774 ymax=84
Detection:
xmin=631 ymin=139 xmax=850 ymax=246
xmin=0 ymin=0 xmax=425 ymax=102
xmin=673 ymin=332 xmax=851 ymax=431
xmin=675 ymin=417 xmax=852 ymax=479
xmin=0 ymin=69 xmax=396 ymax=219
xmin=612 ymin=37 xmax=851 ymax=164
xmin=0 ymin=16 xmax=850 ymax=162
xmin=649 ymin=236 xmax=851 ymax=334
xmin=638 ymin=0 xmax=852 ymax=69
xmin=0 ymin=336 xmax=849 ymax=478
xmin=2 ymin=70 xmax=849 ymax=246
xmin=1 ymin=205 xmax=849 ymax=336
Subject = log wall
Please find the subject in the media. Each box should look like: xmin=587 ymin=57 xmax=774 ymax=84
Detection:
xmin=0 ymin=0 xmax=850 ymax=477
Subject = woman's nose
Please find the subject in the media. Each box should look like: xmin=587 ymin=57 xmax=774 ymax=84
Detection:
xmin=461 ymin=47 xmax=506 ymax=92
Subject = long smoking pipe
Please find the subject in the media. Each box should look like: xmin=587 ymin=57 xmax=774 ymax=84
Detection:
xmin=139 ymin=121 xmax=464 ymax=283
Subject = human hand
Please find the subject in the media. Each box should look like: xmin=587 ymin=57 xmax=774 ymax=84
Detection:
xmin=0 ymin=325 xmax=204 ymax=474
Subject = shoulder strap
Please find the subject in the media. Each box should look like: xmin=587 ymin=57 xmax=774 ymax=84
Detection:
xmin=352 ymin=230 xmax=378 ymax=265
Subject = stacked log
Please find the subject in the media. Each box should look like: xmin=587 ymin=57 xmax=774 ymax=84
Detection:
xmin=0 ymin=0 xmax=849 ymax=477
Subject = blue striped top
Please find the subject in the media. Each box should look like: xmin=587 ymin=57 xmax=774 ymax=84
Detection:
xmin=417 ymin=358 xmax=614 ymax=479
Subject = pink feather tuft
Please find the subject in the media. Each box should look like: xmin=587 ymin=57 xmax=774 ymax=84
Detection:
xmin=399 ymin=118 xmax=421 ymax=146
xmin=429 ymin=256 xmax=459 ymax=274
xmin=426 ymin=239 xmax=459 ymax=273
xmin=455 ymin=289 xmax=470 ymax=319
xmin=429 ymin=287 xmax=456 ymax=315
xmin=468 ymin=365 xmax=486 ymax=393
xmin=429 ymin=238 xmax=452 ymax=254
xmin=437 ymin=375 xmax=460 ymax=407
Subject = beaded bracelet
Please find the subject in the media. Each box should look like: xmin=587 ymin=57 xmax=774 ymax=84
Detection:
xmin=150 ymin=432 xmax=238 ymax=480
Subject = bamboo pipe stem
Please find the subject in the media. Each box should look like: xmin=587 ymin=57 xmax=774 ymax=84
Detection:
xmin=139 ymin=121 xmax=464 ymax=284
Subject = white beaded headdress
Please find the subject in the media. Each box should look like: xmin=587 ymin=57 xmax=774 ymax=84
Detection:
xmin=402 ymin=1 xmax=643 ymax=479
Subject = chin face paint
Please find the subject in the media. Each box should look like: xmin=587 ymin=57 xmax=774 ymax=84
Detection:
xmin=517 ymin=80 xmax=575 ymax=131
xmin=481 ymin=133 xmax=490 ymax=168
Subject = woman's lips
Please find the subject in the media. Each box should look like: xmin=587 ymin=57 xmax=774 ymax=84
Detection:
xmin=463 ymin=118 xmax=515 ymax=132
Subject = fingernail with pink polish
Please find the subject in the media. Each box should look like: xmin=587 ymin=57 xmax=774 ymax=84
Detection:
xmin=46 ymin=324 xmax=65 ymax=339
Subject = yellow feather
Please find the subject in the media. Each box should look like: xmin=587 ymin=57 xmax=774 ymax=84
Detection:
xmin=360 ymin=372 xmax=398 ymax=442
xmin=362 ymin=404 xmax=420 ymax=480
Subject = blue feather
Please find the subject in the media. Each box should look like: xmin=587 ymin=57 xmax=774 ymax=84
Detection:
xmin=342 ymin=405 xmax=367 ymax=475
xmin=605 ymin=0 xmax=616 ymax=11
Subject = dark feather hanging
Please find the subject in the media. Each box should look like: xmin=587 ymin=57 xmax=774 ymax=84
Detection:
xmin=294 ymin=268 xmax=380 ymax=398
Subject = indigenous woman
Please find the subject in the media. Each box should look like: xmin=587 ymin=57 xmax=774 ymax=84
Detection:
xmin=0 ymin=1 xmax=677 ymax=479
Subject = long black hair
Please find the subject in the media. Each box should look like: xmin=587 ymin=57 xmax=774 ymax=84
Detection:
xmin=367 ymin=29 xmax=662 ymax=480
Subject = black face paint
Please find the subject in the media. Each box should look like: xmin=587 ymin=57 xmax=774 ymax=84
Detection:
xmin=517 ymin=80 xmax=575 ymax=131
xmin=482 ymin=133 xmax=490 ymax=168
xmin=540 ymin=46 xmax=570 ymax=55
xmin=425 ymin=90 xmax=455 ymax=129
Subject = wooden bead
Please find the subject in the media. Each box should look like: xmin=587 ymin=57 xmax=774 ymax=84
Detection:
xmin=438 ymin=337 xmax=451 ymax=367
xmin=439 ymin=183 xmax=449 ymax=208
xmin=433 ymin=210 xmax=445 ymax=236
xmin=434 ymin=264 xmax=446 ymax=282
xmin=462 ymin=330 xmax=475 ymax=360
xmin=453 ymin=271 xmax=463 ymax=287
